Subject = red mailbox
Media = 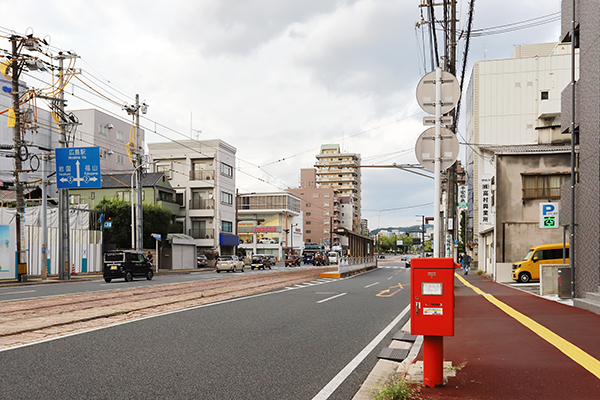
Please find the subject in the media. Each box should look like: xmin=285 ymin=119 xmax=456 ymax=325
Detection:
xmin=411 ymin=257 xmax=455 ymax=336
xmin=411 ymin=257 xmax=455 ymax=387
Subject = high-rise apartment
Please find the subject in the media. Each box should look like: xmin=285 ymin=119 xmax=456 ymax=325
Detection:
xmin=314 ymin=144 xmax=361 ymax=233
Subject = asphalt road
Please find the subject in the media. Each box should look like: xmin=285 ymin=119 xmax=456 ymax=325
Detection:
xmin=0 ymin=263 xmax=311 ymax=302
xmin=0 ymin=261 xmax=411 ymax=399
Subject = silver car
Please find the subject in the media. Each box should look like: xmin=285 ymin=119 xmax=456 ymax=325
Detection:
xmin=215 ymin=255 xmax=245 ymax=273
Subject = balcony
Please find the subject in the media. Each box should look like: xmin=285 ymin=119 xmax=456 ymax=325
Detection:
xmin=189 ymin=228 xmax=215 ymax=239
xmin=538 ymin=98 xmax=560 ymax=120
xmin=189 ymin=198 xmax=215 ymax=210
xmin=189 ymin=170 xmax=215 ymax=181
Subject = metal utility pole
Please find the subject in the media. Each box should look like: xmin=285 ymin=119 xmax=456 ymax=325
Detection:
xmin=10 ymin=36 xmax=26 ymax=282
xmin=57 ymin=55 xmax=71 ymax=280
xmin=41 ymin=153 xmax=49 ymax=280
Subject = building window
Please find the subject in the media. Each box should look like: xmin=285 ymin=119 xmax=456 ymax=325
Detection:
xmin=324 ymin=220 xmax=329 ymax=225
xmin=90 ymin=192 xmax=95 ymax=200
xmin=541 ymin=91 xmax=549 ymax=100
xmin=220 ymin=162 xmax=233 ymax=178
xmin=69 ymin=194 xmax=81 ymax=204
xmin=157 ymin=164 xmax=171 ymax=179
xmin=324 ymin=211 xmax=329 ymax=216
xmin=522 ymin=174 xmax=569 ymax=199
xmin=313 ymin=193 xmax=319 ymax=198
xmin=324 ymin=229 xmax=329 ymax=234
xmin=306 ymin=212 xmax=311 ymax=216
xmin=98 ymin=124 xmax=108 ymax=135
xmin=116 ymin=191 xmax=131 ymax=202
xmin=117 ymin=154 xmax=124 ymax=164
xmin=306 ymin=238 xmax=311 ymax=242
xmin=306 ymin=203 xmax=311 ymax=207
xmin=221 ymin=220 xmax=233 ymax=232
xmin=116 ymin=131 xmax=124 ymax=142
xmin=306 ymin=221 xmax=311 ymax=225
xmin=324 ymin=193 xmax=329 ymax=198
xmin=221 ymin=191 xmax=233 ymax=205
xmin=323 ymin=202 xmax=329 ymax=207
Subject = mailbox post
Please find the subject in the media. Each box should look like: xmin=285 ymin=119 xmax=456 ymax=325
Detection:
xmin=411 ymin=258 xmax=455 ymax=387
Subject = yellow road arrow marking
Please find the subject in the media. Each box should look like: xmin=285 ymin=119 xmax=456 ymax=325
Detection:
xmin=376 ymin=283 xmax=404 ymax=297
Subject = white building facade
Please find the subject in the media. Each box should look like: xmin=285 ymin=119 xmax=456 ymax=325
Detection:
xmin=148 ymin=139 xmax=238 ymax=257
xmin=465 ymin=42 xmax=576 ymax=274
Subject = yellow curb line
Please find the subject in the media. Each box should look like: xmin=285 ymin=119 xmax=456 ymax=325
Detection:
xmin=455 ymin=273 xmax=600 ymax=380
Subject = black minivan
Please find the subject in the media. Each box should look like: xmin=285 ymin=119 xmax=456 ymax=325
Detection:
xmin=103 ymin=250 xmax=154 ymax=283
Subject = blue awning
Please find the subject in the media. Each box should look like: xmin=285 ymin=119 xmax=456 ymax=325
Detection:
xmin=220 ymin=233 xmax=239 ymax=246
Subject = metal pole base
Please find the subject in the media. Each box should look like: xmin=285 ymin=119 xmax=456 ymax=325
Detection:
xmin=423 ymin=335 xmax=444 ymax=387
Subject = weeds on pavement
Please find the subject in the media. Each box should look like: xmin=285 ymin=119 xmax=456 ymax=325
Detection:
xmin=371 ymin=375 xmax=420 ymax=400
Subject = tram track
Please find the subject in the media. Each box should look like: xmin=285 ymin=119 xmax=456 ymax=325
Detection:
xmin=0 ymin=267 xmax=334 ymax=350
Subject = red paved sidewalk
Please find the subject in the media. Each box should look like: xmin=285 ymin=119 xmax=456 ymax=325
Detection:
xmin=417 ymin=273 xmax=600 ymax=400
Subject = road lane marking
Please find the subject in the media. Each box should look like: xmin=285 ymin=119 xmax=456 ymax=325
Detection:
xmin=455 ymin=273 xmax=600 ymax=380
xmin=0 ymin=290 xmax=36 ymax=296
xmin=317 ymin=293 xmax=347 ymax=304
xmin=376 ymin=283 xmax=404 ymax=298
xmin=364 ymin=282 xmax=379 ymax=288
xmin=312 ymin=304 xmax=411 ymax=400
xmin=387 ymin=276 xmax=393 ymax=280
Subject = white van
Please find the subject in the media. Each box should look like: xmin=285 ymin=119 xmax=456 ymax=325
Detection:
xmin=328 ymin=251 xmax=339 ymax=264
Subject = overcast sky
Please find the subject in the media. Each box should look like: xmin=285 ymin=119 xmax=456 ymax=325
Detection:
xmin=6 ymin=0 xmax=562 ymax=229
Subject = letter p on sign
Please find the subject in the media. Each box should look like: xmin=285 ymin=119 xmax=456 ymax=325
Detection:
xmin=540 ymin=202 xmax=559 ymax=229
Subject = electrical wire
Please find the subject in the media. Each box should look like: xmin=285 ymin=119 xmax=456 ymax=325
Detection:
xmin=469 ymin=12 xmax=560 ymax=37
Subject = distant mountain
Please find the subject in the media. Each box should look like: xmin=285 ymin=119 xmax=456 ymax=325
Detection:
xmin=369 ymin=225 xmax=432 ymax=236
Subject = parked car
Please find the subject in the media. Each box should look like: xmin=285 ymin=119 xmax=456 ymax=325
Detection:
xmin=197 ymin=254 xmax=208 ymax=268
xmin=250 ymin=255 xmax=272 ymax=270
xmin=285 ymin=254 xmax=301 ymax=267
xmin=258 ymin=238 xmax=277 ymax=244
xmin=103 ymin=250 xmax=154 ymax=283
xmin=215 ymin=255 xmax=245 ymax=273
xmin=512 ymin=243 xmax=569 ymax=283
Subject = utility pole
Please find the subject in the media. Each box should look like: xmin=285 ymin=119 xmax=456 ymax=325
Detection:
xmin=57 ymin=54 xmax=70 ymax=280
xmin=135 ymin=94 xmax=143 ymax=252
xmin=10 ymin=36 xmax=26 ymax=282
xmin=125 ymin=95 xmax=147 ymax=252
xmin=445 ymin=0 xmax=458 ymax=261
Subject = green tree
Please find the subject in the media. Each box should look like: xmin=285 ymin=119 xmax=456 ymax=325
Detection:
xmin=99 ymin=198 xmax=172 ymax=249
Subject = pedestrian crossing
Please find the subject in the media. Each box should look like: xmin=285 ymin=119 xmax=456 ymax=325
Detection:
xmin=285 ymin=278 xmax=338 ymax=290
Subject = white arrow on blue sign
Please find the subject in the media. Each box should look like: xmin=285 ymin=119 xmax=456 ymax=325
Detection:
xmin=55 ymin=147 xmax=101 ymax=189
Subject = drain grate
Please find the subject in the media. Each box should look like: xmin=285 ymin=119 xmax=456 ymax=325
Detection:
xmin=377 ymin=347 xmax=410 ymax=362
xmin=393 ymin=332 xmax=418 ymax=342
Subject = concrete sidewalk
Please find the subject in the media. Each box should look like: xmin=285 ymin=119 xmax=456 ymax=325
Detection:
xmin=413 ymin=273 xmax=600 ymax=399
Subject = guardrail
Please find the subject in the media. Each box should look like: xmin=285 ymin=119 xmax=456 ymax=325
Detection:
xmin=338 ymin=256 xmax=377 ymax=274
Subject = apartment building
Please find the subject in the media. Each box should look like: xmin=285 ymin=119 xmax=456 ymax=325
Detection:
xmin=287 ymin=168 xmax=341 ymax=249
xmin=560 ymin=1 xmax=598 ymax=298
xmin=148 ymin=139 xmax=238 ymax=256
xmin=70 ymin=109 xmax=145 ymax=174
xmin=314 ymin=144 xmax=362 ymax=233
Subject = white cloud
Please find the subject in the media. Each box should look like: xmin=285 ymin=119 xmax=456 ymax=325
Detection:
xmin=6 ymin=0 xmax=562 ymax=229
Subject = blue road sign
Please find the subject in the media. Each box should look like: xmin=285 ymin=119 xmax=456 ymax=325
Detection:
xmin=55 ymin=147 xmax=101 ymax=189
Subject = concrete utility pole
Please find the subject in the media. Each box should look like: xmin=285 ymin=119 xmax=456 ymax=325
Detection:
xmin=135 ymin=95 xmax=143 ymax=252
xmin=57 ymin=55 xmax=71 ymax=280
xmin=10 ymin=36 xmax=26 ymax=282
xmin=125 ymin=95 xmax=147 ymax=252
